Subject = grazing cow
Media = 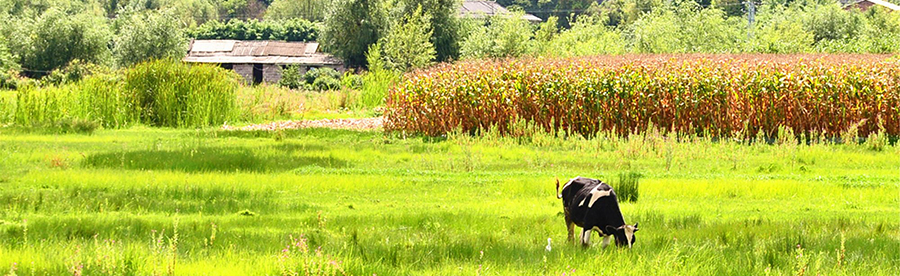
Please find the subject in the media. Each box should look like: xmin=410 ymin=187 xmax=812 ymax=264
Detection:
xmin=556 ymin=176 xmax=639 ymax=248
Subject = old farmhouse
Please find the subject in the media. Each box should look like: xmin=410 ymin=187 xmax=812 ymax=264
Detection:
xmin=183 ymin=40 xmax=344 ymax=84
xmin=459 ymin=0 xmax=543 ymax=22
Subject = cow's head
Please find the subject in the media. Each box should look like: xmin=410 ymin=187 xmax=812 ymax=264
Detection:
xmin=606 ymin=223 xmax=639 ymax=248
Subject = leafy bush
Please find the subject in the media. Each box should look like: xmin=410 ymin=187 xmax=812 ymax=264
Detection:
xmin=312 ymin=76 xmax=341 ymax=91
xmin=264 ymin=0 xmax=328 ymax=21
xmin=40 ymin=59 xmax=108 ymax=86
xmin=188 ymin=18 xmax=319 ymax=42
xmin=386 ymin=55 xmax=900 ymax=138
xmin=341 ymin=72 xmax=364 ymax=90
xmin=303 ymin=68 xmax=341 ymax=86
xmin=278 ymin=65 xmax=305 ymax=89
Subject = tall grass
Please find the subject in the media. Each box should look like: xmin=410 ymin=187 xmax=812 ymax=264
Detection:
xmin=10 ymin=59 xmax=239 ymax=129
xmin=0 ymin=91 xmax=14 ymax=124
xmin=125 ymin=59 xmax=239 ymax=128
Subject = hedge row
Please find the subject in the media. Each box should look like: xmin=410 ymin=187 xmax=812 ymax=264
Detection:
xmin=386 ymin=54 xmax=900 ymax=138
xmin=187 ymin=19 xmax=319 ymax=42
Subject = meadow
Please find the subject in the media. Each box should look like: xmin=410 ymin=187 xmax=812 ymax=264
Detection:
xmin=0 ymin=124 xmax=897 ymax=275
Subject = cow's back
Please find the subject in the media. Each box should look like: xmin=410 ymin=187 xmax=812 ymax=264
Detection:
xmin=562 ymin=177 xmax=608 ymax=227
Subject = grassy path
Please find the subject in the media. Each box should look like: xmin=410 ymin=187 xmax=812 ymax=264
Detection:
xmin=0 ymin=127 xmax=897 ymax=275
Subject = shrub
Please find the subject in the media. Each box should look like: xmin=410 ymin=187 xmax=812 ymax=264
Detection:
xmin=312 ymin=77 xmax=341 ymax=91
xmin=40 ymin=59 xmax=107 ymax=86
xmin=341 ymin=72 xmax=364 ymax=90
xmin=386 ymin=54 xmax=900 ymax=139
xmin=187 ymin=18 xmax=319 ymax=42
xmin=278 ymin=65 xmax=305 ymax=89
xmin=304 ymin=68 xmax=341 ymax=85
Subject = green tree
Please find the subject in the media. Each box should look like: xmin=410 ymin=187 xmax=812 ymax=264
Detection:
xmin=750 ymin=5 xmax=814 ymax=53
xmin=114 ymin=10 xmax=187 ymax=67
xmin=0 ymin=35 xmax=21 ymax=89
xmin=460 ymin=12 xmax=534 ymax=59
xmin=545 ymin=15 xmax=626 ymax=56
xmin=264 ymin=0 xmax=328 ymax=21
xmin=380 ymin=5 xmax=436 ymax=72
xmin=16 ymin=8 xmax=111 ymax=77
xmin=322 ymin=0 xmax=389 ymax=67
xmin=398 ymin=0 xmax=462 ymax=62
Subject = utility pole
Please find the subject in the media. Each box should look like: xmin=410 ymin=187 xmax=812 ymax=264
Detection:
xmin=744 ymin=1 xmax=756 ymax=40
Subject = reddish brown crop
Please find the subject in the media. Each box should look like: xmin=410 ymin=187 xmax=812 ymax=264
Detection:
xmin=386 ymin=54 xmax=900 ymax=138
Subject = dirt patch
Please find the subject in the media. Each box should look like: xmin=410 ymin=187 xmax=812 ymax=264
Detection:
xmin=223 ymin=117 xmax=383 ymax=131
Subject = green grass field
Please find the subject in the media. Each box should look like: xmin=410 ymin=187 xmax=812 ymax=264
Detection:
xmin=0 ymin=126 xmax=897 ymax=275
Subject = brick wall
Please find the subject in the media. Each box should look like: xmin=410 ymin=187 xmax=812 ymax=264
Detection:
xmin=263 ymin=64 xmax=282 ymax=84
xmin=233 ymin=64 xmax=253 ymax=84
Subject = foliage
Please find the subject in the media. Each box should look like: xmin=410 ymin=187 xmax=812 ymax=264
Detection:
xmin=264 ymin=0 xmax=328 ymax=21
xmin=386 ymin=54 xmax=900 ymax=138
xmin=12 ymin=60 xmax=239 ymax=128
xmin=277 ymin=65 xmax=305 ymax=89
xmin=341 ymin=72 xmax=363 ymax=90
xmin=188 ymin=18 xmax=319 ymax=41
xmin=124 ymin=59 xmax=240 ymax=127
xmin=379 ymin=5 xmax=436 ymax=72
xmin=114 ymin=10 xmax=187 ymax=67
xmin=312 ymin=76 xmax=342 ymax=91
xmin=321 ymin=0 xmax=389 ymax=67
xmin=397 ymin=0 xmax=462 ymax=62
xmin=303 ymin=67 xmax=341 ymax=85
xmin=40 ymin=59 xmax=109 ymax=86
xmin=460 ymin=12 xmax=534 ymax=59
xmin=14 ymin=74 xmax=133 ymax=128
xmin=0 ymin=37 xmax=20 ymax=89
xmin=355 ymin=43 xmax=400 ymax=108
xmin=543 ymin=16 xmax=626 ymax=57
xmin=628 ymin=2 xmax=743 ymax=53
xmin=750 ymin=6 xmax=815 ymax=53
xmin=12 ymin=8 xmax=112 ymax=77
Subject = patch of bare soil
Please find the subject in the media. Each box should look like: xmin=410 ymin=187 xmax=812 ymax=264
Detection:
xmin=223 ymin=117 xmax=383 ymax=131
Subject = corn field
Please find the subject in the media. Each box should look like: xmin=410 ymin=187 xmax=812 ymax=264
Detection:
xmin=386 ymin=54 xmax=900 ymax=138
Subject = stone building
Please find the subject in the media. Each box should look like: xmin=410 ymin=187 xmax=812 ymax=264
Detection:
xmin=183 ymin=40 xmax=344 ymax=84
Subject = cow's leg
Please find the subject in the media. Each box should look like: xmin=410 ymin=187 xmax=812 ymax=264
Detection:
xmin=566 ymin=219 xmax=576 ymax=244
xmin=580 ymin=228 xmax=592 ymax=248
xmin=601 ymin=235 xmax=611 ymax=249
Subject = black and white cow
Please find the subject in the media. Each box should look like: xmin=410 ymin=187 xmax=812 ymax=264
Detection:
xmin=556 ymin=176 xmax=639 ymax=248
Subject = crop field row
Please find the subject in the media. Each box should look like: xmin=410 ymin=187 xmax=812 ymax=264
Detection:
xmin=387 ymin=54 xmax=900 ymax=138
xmin=0 ymin=127 xmax=897 ymax=275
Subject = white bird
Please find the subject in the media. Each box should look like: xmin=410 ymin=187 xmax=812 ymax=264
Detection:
xmin=545 ymin=238 xmax=552 ymax=252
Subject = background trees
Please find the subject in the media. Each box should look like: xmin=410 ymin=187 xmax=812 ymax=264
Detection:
xmin=114 ymin=10 xmax=187 ymax=67
xmin=13 ymin=8 xmax=112 ymax=77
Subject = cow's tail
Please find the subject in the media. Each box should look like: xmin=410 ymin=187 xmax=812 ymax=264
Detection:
xmin=556 ymin=177 xmax=562 ymax=199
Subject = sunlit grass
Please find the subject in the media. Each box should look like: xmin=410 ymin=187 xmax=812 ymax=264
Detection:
xmin=0 ymin=127 xmax=897 ymax=275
